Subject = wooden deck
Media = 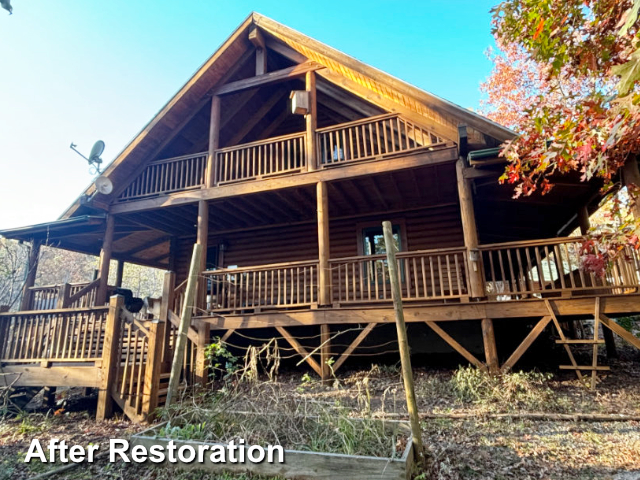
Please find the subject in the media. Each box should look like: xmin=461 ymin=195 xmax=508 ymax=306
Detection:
xmin=3 ymin=235 xmax=640 ymax=422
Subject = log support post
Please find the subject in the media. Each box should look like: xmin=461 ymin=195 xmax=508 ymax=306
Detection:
xmin=196 ymin=200 xmax=209 ymax=312
xmin=96 ymin=215 xmax=115 ymax=306
xmin=306 ymin=71 xmax=318 ymax=171
xmin=578 ymin=206 xmax=590 ymax=235
xmin=206 ymin=95 xmax=221 ymax=188
xmin=97 ymin=295 xmax=124 ymax=421
xmin=456 ymin=158 xmax=484 ymax=299
xmin=20 ymin=239 xmax=41 ymax=311
xmin=317 ymin=181 xmax=331 ymax=306
xmin=320 ymin=324 xmax=331 ymax=384
xmin=481 ymin=318 xmax=499 ymax=374
xmin=161 ymin=271 xmax=176 ymax=368
xmin=115 ymin=260 xmax=125 ymax=288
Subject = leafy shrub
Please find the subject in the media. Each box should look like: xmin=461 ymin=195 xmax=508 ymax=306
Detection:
xmin=451 ymin=366 xmax=555 ymax=411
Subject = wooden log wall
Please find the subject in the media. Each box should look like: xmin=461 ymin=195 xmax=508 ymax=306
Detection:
xmin=174 ymin=204 xmax=464 ymax=282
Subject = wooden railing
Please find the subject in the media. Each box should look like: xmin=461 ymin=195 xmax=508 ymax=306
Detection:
xmin=201 ymin=260 xmax=318 ymax=313
xmin=27 ymin=280 xmax=106 ymax=311
xmin=118 ymin=152 xmax=207 ymax=201
xmin=330 ymin=248 xmax=469 ymax=305
xmin=113 ymin=310 xmax=151 ymax=419
xmin=215 ymin=132 xmax=306 ymax=184
xmin=480 ymin=237 xmax=640 ymax=300
xmin=316 ymin=113 xmax=445 ymax=167
xmin=0 ymin=307 xmax=109 ymax=363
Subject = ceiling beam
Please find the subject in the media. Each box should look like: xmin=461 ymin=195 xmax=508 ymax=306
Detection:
xmin=214 ymin=61 xmax=323 ymax=96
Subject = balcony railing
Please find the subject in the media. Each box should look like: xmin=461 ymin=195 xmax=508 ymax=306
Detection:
xmin=0 ymin=307 xmax=109 ymax=363
xmin=27 ymin=279 xmax=105 ymax=311
xmin=480 ymin=237 xmax=640 ymax=300
xmin=215 ymin=132 xmax=306 ymax=184
xmin=114 ymin=114 xmax=448 ymax=202
xmin=118 ymin=152 xmax=207 ymax=201
xmin=316 ymin=113 xmax=445 ymax=167
xmin=329 ymin=248 xmax=469 ymax=305
xmin=201 ymin=260 xmax=318 ymax=313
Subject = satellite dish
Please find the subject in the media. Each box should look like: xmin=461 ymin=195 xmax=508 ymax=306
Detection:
xmin=70 ymin=140 xmax=106 ymax=174
xmin=95 ymin=176 xmax=113 ymax=195
xmin=89 ymin=140 xmax=105 ymax=164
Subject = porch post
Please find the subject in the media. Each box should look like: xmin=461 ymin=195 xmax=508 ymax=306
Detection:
xmin=206 ymin=95 xmax=221 ymax=188
xmin=195 ymin=201 xmax=210 ymax=377
xmin=115 ymin=260 xmax=125 ymax=288
xmin=20 ymin=239 xmax=41 ymax=311
xmin=96 ymin=214 xmax=115 ymax=306
xmin=578 ymin=206 xmax=590 ymax=235
xmin=161 ymin=271 xmax=176 ymax=368
xmin=456 ymin=158 xmax=484 ymax=299
xmin=623 ymin=156 xmax=640 ymax=223
xmin=317 ymin=181 xmax=331 ymax=305
xmin=97 ymin=295 xmax=123 ymax=421
xmin=306 ymin=71 xmax=318 ymax=171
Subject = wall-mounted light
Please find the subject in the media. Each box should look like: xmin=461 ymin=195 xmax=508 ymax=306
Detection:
xmin=290 ymin=90 xmax=310 ymax=115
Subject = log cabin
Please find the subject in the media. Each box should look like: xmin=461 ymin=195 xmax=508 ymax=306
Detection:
xmin=1 ymin=12 xmax=640 ymax=422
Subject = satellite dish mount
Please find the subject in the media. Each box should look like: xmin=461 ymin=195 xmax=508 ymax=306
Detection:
xmin=70 ymin=140 xmax=105 ymax=174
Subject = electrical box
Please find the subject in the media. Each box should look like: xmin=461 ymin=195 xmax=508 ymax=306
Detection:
xmin=290 ymin=90 xmax=310 ymax=115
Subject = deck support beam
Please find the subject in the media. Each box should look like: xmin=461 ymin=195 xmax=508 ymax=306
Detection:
xmin=425 ymin=321 xmax=486 ymax=371
xmin=623 ymin=157 xmax=640 ymax=223
xmin=96 ymin=215 xmax=115 ymax=306
xmin=481 ymin=318 xmax=499 ymax=374
xmin=317 ymin=182 xmax=331 ymax=306
xmin=20 ymin=239 xmax=41 ymax=311
xmin=195 ymin=201 xmax=210 ymax=376
xmin=456 ymin=158 xmax=484 ymax=299
xmin=276 ymin=326 xmax=322 ymax=376
xmin=501 ymin=315 xmax=552 ymax=373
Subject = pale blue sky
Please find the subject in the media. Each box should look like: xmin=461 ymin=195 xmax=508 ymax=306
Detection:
xmin=0 ymin=0 xmax=498 ymax=229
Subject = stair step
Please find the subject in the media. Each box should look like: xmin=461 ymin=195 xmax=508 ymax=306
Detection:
xmin=559 ymin=365 xmax=610 ymax=371
xmin=556 ymin=340 xmax=605 ymax=344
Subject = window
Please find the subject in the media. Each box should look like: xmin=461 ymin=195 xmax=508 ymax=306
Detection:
xmin=362 ymin=225 xmax=402 ymax=256
xmin=358 ymin=223 xmax=405 ymax=287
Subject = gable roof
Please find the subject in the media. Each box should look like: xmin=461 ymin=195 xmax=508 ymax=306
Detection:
xmin=60 ymin=12 xmax=514 ymax=220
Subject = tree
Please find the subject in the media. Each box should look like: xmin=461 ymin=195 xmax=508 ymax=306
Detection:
xmin=481 ymin=0 xmax=640 ymax=272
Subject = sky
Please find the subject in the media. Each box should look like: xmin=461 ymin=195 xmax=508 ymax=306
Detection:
xmin=0 ymin=0 xmax=498 ymax=229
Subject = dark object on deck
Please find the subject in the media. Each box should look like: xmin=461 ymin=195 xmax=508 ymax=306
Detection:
xmin=113 ymin=288 xmax=144 ymax=313
xmin=1 ymin=0 xmax=12 ymax=14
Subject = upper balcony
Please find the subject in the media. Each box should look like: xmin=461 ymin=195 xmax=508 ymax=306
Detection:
xmin=115 ymin=113 xmax=448 ymax=204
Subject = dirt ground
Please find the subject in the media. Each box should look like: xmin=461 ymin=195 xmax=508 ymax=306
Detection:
xmin=1 ymin=347 xmax=640 ymax=480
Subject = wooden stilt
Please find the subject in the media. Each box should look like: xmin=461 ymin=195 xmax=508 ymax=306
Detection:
xmin=160 ymin=271 xmax=176 ymax=368
xmin=481 ymin=318 xmax=499 ymax=374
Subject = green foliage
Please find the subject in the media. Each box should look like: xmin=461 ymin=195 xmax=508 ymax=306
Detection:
xmin=205 ymin=338 xmax=240 ymax=380
xmin=615 ymin=316 xmax=639 ymax=333
xmin=451 ymin=366 xmax=555 ymax=411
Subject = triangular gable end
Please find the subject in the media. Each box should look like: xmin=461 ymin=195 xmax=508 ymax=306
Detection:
xmin=61 ymin=12 xmax=514 ymax=219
